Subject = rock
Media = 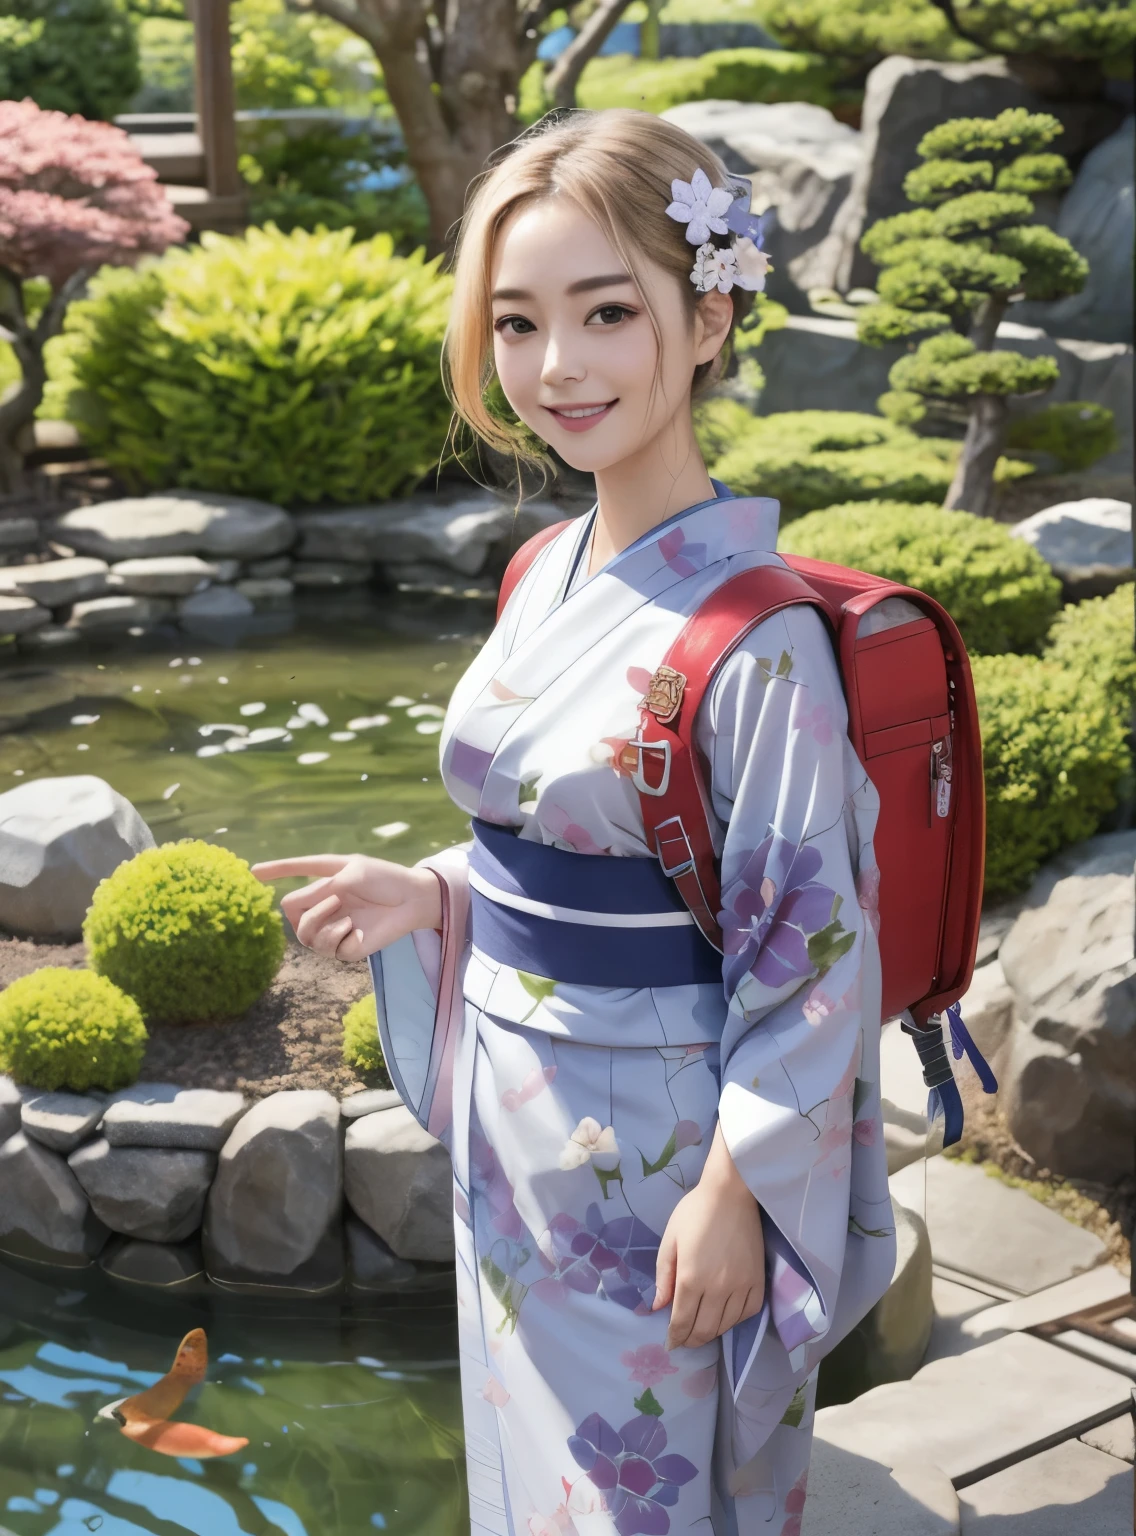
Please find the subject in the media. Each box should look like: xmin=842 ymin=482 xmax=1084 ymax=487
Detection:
xmin=0 ymin=595 xmax=51 ymax=636
xmin=383 ymin=561 xmax=498 ymax=597
xmin=998 ymin=829 xmax=1136 ymax=1185
xmin=814 ymin=1331 xmax=1131 ymax=1486
xmin=47 ymin=491 xmax=295 ymax=562
xmin=958 ymin=1437 xmax=1132 ymax=1533
xmin=68 ymin=1138 xmax=215 ymax=1243
xmin=63 ymin=594 xmax=175 ymax=631
xmin=820 ymin=1198 xmax=932 ymax=1404
xmin=21 ymin=1091 xmax=106 ymax=1153
xmin=15 ymin=623 xmax=82 ymax=653
xmin=243 ymin=555 xmax=293 ymax=578
xmin=1017 ymin=117 xmax=1135 ymax=345
xmin=0 ymin=517 xmax=39 ymax=550
xmin=1009 ymin=497 xmax=1132 ymax=600
xmin=344 ymin=1104 xmax=452 ymax=1262
xmin=295 ymin=490 xmax=514 ymax=576
xmin=107 ymin=555 xmax=217 ymax=596
xmin=0 ymin=555 xmax=109 ymax=607
xmin=101 ymin=1083 xmax=248 ymax=1151
xmin=207 ymin=1219 xmax=345 ymax=1297
xmin=0 ymin=1131 xmax=109 ymax=1265
xmin=956 ymin=958 xmax=1015 ymax=1083
xmin=890 ymin=1156 xmax=1107 ymax=1295
xmin=235 ymin=576 xmax=294 ymax=608
xmin=662 ymin=99 xmax=864 ymax=310
xmin=0 ymin=774 xmax=156 ymax=939
xmin=203 ymin=1089 xmax=342 ymax=1276
xmin=974 ymin=895 xmax=1027 ymax=969
xmin=177 ymin=585 xmax=256 ymax=621
xmin=99 ymin=1234 xmax=206 ymax=1291
xmin=1081 ymin=1413 xmax=1134 ymax=1466
xmin=289 ymin=560 xmax=372 ymax=588
xmin=208 ymin=558 xmax=242 ymax=583
xmin=0 ymin=1075 xmax=22 ymax=1143
xmin=340 ymin=1087 xmax=402 ymax=1120
xmin=803 ymin=1440 xmax=959 ymax=1535
xmin=346 ymin=1214 xmax=417 ymax=1292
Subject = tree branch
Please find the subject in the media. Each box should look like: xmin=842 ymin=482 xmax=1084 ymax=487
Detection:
xmin=285 ymin=0 xmax=388 ymax=51
xmin=926 ymin=0 xmax=992 ymax=51
xmin=545 ymin=0 xmax=635 ymax=109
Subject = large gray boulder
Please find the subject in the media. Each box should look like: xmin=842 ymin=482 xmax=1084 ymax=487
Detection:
xmin=0 ymin=774 xmax=155 ymax=939
xmin=0 ymin=556 xmax=109 ymax=607
xmin=48 ymin=491 xmax=295 ymax=562
xmin=102 ymin=1083 xmax=248 ymax=1151
xmin=203 ymin=1089 xmax=342 ymax=1276
xmin=21 ymin=1090 xmax=106 ymax=1153
xmin=1009 ymin=498 xmax=1132 ymax=600
xmin=999 ymin=830 xmax=1136 ymax=1185
xmin=0 ymin=1131 xmax=109 ymax=1264
xmin=68 ymin=1138 xmax=215 ymax=1243
xmin=662 ymin=99 xmax=863 ymax=310
xmin=344 ymin=1103 xmax=453 ymax=1262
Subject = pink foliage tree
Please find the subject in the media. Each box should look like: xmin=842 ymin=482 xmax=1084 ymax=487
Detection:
xmin=0 ymin=98 xmax=189 ymax=492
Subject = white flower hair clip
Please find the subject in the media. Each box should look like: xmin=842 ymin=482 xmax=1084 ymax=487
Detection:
xmin=665 ymin=167 xmax=774 ymax=295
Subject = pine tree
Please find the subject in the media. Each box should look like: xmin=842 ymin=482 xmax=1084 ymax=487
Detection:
xmin=856 ymin=108 xmax=1087 ymax=517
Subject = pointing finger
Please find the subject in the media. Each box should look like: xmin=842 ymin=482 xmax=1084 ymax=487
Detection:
xmin=250 ymin=855 xmax=353 ymax=881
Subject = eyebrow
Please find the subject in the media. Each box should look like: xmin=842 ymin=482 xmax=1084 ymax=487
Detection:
xmin=491 ymin=272 xmax=635 ymax=301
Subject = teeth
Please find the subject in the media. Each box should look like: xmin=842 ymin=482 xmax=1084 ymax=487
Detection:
xmin=558 ymin=405 xmax=608 ymax=418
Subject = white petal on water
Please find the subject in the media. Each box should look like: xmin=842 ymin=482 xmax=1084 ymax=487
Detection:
xmin=196 ymin=745 xmax=227 ymax=758
xmin=199 ymin=723 xmax=248 ymax=737
xmin=76 ymin=743 xmax=88 ymax=751
xmin=169 ymin=658 xmax=184 ymax=668
xmin=285 ymin=715 xmax=308 ymax=728
xmin=70 ymin=714 xmax=100 ymax=726
xmin=415 ymin=720 xmax=443 ymax=735
xmin=245 ymin=727 xmax=290 ymax=745
xmin=296 ymin=702 xmax=329 ymax=725
xmin=131 ymin=685 xmax=142 ymax=692
xmin=297 ymin=752 xmax=329 ymax=765
xmin=372 ymin=821 xmax=410 ymax=840
xmin=223 ymin=736 xmax=250 ymax=752
xmin=214 ymin=827 xmax=228 ymax=833
xmin=239 ymin=702 xmax=267 ymax=716
xmin=406 ymin=704 xmax=445 ymax=719
xmin=329 ymin=731 xmax=357 ymax=742
xmin=162 ymin=783 xmax=180 ymax=800
xmin=386 ymin=696 xmax=414 ymax=708
xmin=346 ymin=714 xmax=389 ymax=730
xmin=218 ymin=676 xmax=229 ymax=684
xmin=188 ymin=657 xmax=201 ymax=665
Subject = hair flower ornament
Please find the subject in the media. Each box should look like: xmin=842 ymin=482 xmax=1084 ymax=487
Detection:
xmin=666 ymin=167 xmax=773 ymax=295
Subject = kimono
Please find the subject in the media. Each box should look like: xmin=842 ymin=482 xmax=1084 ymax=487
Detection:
xmin=367 ymin=490 xmax=896 ymax=1536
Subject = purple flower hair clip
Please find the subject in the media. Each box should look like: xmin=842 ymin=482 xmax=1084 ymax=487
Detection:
xmin=665 ymin=167 xmax=773 ymax=295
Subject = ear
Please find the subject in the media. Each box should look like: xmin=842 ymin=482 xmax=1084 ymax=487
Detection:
xmin=693 ymin=289 xmax=734 ymax=365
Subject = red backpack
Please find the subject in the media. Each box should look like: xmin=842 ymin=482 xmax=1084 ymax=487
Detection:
xmin=497 ymin=518 xmax=988 ymax=1089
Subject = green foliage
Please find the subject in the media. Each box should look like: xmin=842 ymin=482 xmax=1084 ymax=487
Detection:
xmin=569 ymin=47 xmax=842 ymax=116
xmin=694 ymin=397 xmax=757 ymax=465
xmin=994 ymin=153 xmax=1071 ymax=196
xmin=57 ymin=225 xmax=453 ymax=505
xmin=889 ymin=332 xmax=1059 ymax=401
xmin=996 ymin=223 xmax=1088 ymax=300
xmin=856 ymin=302 xmax=951 ymax=348
xmin=342 ymin=993 xmax=392 ymax=1084
xmin=917 ymin=107 xmax=1062 ymax=163
xmin=972 ymin=650 xmax=1128 ymax=897
xmin=130 ymin=16 xmax=193 ymax=112
xmin=1004 ymin=400 xmax=1118 ymax=472
xmin=707 ymin=410 xmax=1025 ymax=518
xmin=0 ymin=967 xmax=147 ymax=1093
xmin=779 ymin=500 xmax=1062 ymax=654
xmin=1045 ymin=583 xmax=1136 ymax=722
xmin=904 ymin=158 xmax=994 ymax=205
xmin=83 ymin=838 xmax=286 ymax=1026
xmin=0 ymin=0 xmax=140 ymax=119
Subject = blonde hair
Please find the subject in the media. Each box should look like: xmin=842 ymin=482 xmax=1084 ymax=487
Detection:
xmin=442 ymin=108 xmax=753 ymax=473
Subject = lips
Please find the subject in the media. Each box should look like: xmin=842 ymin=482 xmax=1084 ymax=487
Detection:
xmin=544 ymin=400 xmax=617 ymax=433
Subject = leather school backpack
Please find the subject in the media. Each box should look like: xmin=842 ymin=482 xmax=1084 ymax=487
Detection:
xmin=497 ymin=514 xmax=992 ymax=1140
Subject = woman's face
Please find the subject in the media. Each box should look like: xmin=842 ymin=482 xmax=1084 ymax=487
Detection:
xmin=489 ymin=196 xmax=731 ymax=475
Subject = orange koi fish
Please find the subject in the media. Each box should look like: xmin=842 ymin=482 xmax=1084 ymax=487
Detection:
xmin=97 ymin=1327 xmax=249 ymax=1458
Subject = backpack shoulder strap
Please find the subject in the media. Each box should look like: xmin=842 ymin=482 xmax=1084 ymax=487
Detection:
xmin=496 ymin=520 xmax=573 ymax=620
xmin=633 ymin=561 xmax=836 ymax=950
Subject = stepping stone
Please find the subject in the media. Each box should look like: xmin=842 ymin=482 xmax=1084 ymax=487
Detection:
xmin=815 ymin=1332 xmax=1132 ymax=1486
xmin=963 ymin=1265 xmax=1131 ymax=1345
xmin=958 ymin=1438 xmax=1132 ymax=1532
xmin=923 ymin=1275 xmax=999 ymax=1364
xmin=889 ymin=1156 xmax=1107 ymax=1295
xmin=1081 ymin=1413 xmax=1134 ymax=1464
xmin=21 ymin=1091 xmax=106 ymax=1152
xmin=804 ymin=1440 xmax=959 ymax=1535
xmin=101 ymin=1083 xmax=247 ymax=1150
xmin=48 ymin=492 xmax=295 ymax=562
xmin=0 ymin=555 xmax=109 ymax=606
xmin=340 ymin=1088 xmax=402 ymax=1120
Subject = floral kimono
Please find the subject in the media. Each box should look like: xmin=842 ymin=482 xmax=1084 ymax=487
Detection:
xmin=367 ymin=491 xmax=896 ymax=1536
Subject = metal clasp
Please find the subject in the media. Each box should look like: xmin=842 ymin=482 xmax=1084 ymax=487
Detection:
xmin=628 ymin=737 xmax=671 ymax=797
xmin=654 ymin=815 xmax=695 ymax=878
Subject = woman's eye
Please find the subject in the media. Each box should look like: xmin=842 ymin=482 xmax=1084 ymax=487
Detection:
xmin=494 ymin=315 xmax=535 ymax=336
xmin=588 ymin=304 xmax=633 ymax=326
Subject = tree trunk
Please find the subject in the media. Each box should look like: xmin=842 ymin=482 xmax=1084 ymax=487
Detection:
xmin=0 ymin=268 xmax=90 ymax=495
xmin=944 ymin=393 xmax=1008 ymax=518
xmin=546 ymin=0 xmax=635 ymax=110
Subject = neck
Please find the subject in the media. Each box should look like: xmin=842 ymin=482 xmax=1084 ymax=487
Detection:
xmin=587 ymin=400 xmax=715 ymax=576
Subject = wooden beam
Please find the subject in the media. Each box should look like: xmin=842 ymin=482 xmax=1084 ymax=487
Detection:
xmin=193 ymin=0 xmax=242 ymax=201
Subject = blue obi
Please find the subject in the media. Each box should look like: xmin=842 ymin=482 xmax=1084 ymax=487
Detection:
xmin=468 ymin=819 xmax=723 ymax=989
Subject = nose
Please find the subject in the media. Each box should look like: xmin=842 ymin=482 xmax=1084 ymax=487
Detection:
xmin=540 ymin=325 xmax=585 ymax=388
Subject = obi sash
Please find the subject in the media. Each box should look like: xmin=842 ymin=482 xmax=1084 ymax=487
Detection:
xmin=468 ymin=818 xmax=723 ymax=988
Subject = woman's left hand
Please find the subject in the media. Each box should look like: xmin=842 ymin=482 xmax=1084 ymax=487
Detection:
xmin=651 ymin=1122 xmax=766 ymax=1350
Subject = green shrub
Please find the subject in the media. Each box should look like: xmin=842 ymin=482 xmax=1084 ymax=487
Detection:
xmin=779 ymin=500 xmax=1061 ymax=654
xmin=0 ymin=968 xmax=146 ymax=1092
xmin=973 ymin=651 xmax=1128 ymax=897
xmin=56 ymin=225 xmax=453 ymax=505
xmin=1004 ymin=401 xmax=1119 ymax=473
xmin=0 ymin=0 xmax=140 ymax=120
xmin=1045 ymin=583 xmax=1136 ymax=722
xmin=342 ymin=992 xmax=391 ymax=1084
xmin=574 ymin=47 xmax=842 ymax=115
xmin=83 ymin=839 xmax=286 ymax=1025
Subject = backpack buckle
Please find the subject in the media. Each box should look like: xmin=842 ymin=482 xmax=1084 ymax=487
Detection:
xmin=628 ymin=737 xmax=671 ymax=797
xmin=654 ymin=815 xmax=695 ymax=878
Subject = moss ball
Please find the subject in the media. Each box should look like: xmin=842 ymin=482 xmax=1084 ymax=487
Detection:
xmin=0 ymin=967 xmax=147 ymax=1093
xmin=342 ymin=993 xmax=391 ymax=1085
xmin=83 ymin=838 xmax=286 ymax=1025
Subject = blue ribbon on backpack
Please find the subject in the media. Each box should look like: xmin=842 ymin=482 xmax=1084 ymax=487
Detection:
xmin=902 ymin=1007 xmax=998 ymax=1148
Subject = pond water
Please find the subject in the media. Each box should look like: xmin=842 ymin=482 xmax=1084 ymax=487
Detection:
xmin=0 ymin=593 xmax=486 ymax=1535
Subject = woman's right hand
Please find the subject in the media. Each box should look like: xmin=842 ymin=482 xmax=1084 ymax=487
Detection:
xmin=250 ymin=854 xmax=442 ymax=963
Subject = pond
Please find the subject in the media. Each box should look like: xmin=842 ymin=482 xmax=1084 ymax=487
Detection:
xmin=0 ymin=592 xmax=485 ymax=1535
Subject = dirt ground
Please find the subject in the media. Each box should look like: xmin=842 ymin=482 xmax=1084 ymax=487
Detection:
xmin=0 ymin=929 xmax=378 ymax=1100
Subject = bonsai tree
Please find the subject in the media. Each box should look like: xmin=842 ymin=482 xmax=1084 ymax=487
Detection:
xmin=856 ymin=108 xmax=1088 ymax=518
xmin=0 ymin=98 xmax=188 ymax=493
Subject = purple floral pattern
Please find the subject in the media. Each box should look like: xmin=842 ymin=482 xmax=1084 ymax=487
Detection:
xmin=722 ymin=833 xmax=852 ymax=994
xmin=538 ymin=1202 xmax=661 ymax=1313
xmin=568 ymin=1412 xmax=697 ymax=1535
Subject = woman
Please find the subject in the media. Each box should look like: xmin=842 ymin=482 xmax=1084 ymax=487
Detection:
xmin=253 ymin=109 xmax=895 ymax=1536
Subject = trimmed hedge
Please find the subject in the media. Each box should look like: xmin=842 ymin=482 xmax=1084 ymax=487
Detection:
xmin=575 ymin=47 xmax=842 ymax=114
xmin=778 ymin=500 xmax=1062 ymax=655
xmin=1004 ymin=401 xmax=1119 ymax=473
xmin=342 ymin=992 xmax=392 ymax=1084
xmin=54 ymin=224 xmax=453 ymax=506
xmin=1045 ymin=583 xmax=1136 ymax=722
xmin=0 ymin=967 xmax=146 ymax=1092
xmin=83 ymin=839 xmax=286 ymax=1025
xmin=973 ymin=651 xmax=1128 ymax=898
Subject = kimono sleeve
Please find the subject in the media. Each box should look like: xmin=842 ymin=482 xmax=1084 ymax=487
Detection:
xmin=693 ymin=602 xmax=896 ymax=1387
